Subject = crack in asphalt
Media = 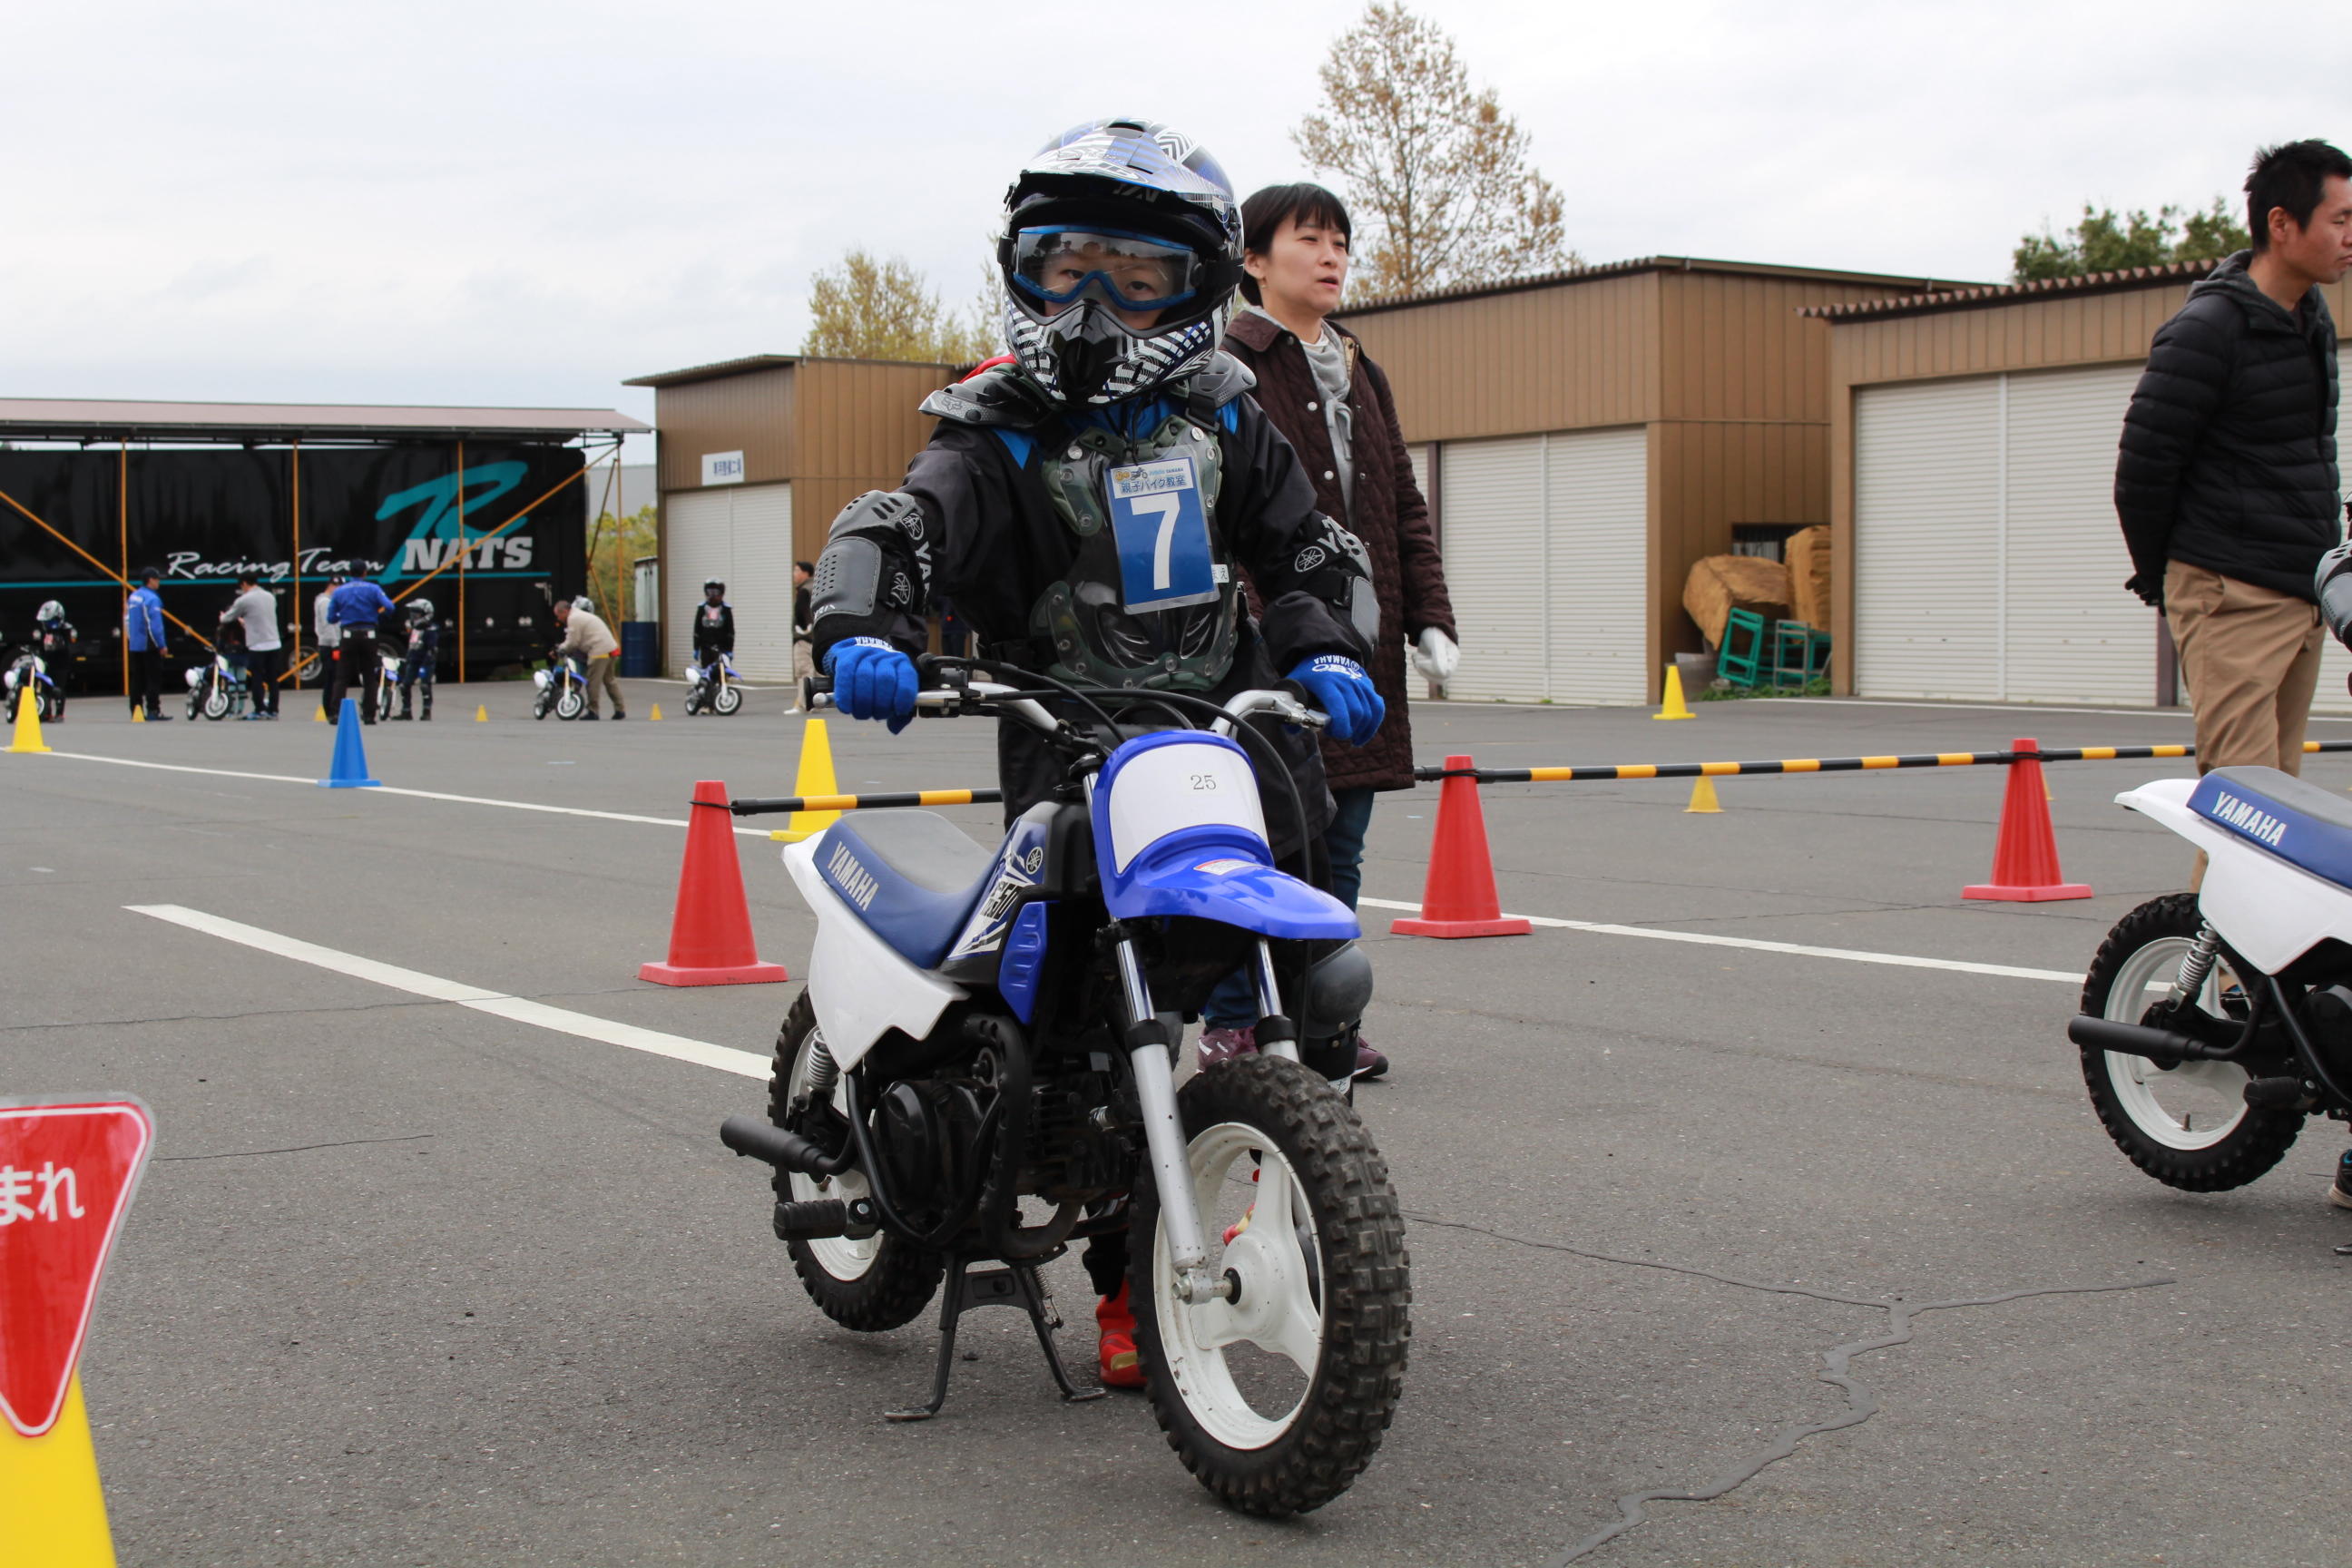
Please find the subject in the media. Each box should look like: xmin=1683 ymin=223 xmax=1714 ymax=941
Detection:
xmin=158 ymin=1132 xmax=435 ymax=1161
xmin=1403 ymin=1211 xmax=2172 ymax=1565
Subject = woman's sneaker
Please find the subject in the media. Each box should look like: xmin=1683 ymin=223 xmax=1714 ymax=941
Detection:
xmin=1096 ymin=1283 xmax=1145 ymax=1389
xmin=2331 ymin=1149 xmax=2352 ymax=1210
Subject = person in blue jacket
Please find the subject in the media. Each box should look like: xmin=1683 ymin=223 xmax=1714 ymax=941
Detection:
xmin=123 ymin=566 xmax=172 ymax=720
xmin=327 ymin=575 xmax=397 ymax=724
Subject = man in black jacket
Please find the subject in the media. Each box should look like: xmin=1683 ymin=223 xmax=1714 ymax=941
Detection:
xmin=2117 ymin=140 xmax=2352 ymax=800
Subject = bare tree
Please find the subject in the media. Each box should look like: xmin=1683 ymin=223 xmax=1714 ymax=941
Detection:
xmin=1293 ymin=3 xmax=1577 ymax=299
xmin=803 ymin=250 xmax=995 ymax=363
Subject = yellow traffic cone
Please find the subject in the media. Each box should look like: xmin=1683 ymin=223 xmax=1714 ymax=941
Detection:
xmin=1 ymin=1374 xmax=119 ymax=1568
xmin=770 ymin=719 xmax=843 ymax=843
xmin=475 ymin=704 xmax=488 ymax=721
xmin=8 ymin=692 xmax=53 ymax=754
xmin=130 ymin=705 xmax=145 ymax=724
xmin=312 ymin=706 xmax=326 ymax=722
xmin=1686 ymin=776 xmax=1723 ymax=814
xmin=1653 ymin=665 xmax=1696 ymax=720
xmin=650 ymin=703 xmax=663 ymax=721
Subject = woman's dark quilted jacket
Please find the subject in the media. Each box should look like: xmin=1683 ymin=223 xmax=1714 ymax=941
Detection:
xmin=2116 ymin=251 xmax=2341 ymax=604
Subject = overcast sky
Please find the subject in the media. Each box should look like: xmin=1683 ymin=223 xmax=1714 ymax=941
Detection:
xmin=5 ymin=0 xmax=2345 ymax=448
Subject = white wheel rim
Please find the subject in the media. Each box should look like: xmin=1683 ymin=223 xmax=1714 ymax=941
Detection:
xmin=2102 ymin=935 xmax=2251 ymax=1151
xmin=714 ymin=687 xmax=741 ymax=714
xmin=1151 ymin=1121 xmax=1325 ymax=1451
xmin=787 ymin=1025 xmax=878 ymax=1280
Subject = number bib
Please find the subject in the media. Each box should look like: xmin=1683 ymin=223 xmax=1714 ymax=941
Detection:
xmin=1107 ymin=456 xmax=1217 ymax=612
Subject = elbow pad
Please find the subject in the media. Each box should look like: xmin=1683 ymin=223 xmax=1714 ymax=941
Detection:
xmin=1295 ymin=514 xmax=1379 ymax=651
xmin=810 ymin=489 xmax=929 ymax=638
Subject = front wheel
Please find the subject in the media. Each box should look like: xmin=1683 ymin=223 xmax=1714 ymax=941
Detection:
xmin=554 ymin=688 xmax=585 ymax=720
xmin=201 ymin=682 xmax=233 ymax=720
xmin=712 ymin=682 xmax=742 ymax=716
xmin=1131 ymin=1053 xmax=1409 ymax=1516
xmin=769 ymin=993 xmax=943 ymax=1331
xmin=2080 ymin=892 xmax=2302 ymax=1191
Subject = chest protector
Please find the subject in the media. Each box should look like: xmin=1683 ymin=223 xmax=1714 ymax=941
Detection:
xmin=1031 ymin=409 xmax=1240 ymax=691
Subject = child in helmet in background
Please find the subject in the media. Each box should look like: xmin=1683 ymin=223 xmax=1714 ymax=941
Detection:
xmin=393 ymin=598 xmax=438 ymax=720
xmin=692 ymin=580 xmax=734 ymax=671
xmin=32 ymin=601 xmax=75 ymax=690
xmin=805 ymin=117 xmax=1385 ymax=1389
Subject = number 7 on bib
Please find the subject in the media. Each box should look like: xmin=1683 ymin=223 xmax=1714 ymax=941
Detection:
xmin=1108 ymin=456 xmax=1218 ymax=612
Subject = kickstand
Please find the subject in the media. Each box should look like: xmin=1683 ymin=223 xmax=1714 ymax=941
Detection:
xmin=885 ymin=1253 xmax=1108 ymax=1421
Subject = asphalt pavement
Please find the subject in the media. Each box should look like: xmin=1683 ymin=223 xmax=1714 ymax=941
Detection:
xmin=8 ymin=679 xmax=2352 ymax=1567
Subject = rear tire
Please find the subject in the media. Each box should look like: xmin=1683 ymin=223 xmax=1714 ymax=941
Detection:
xmin=770 ymin=993 xmax=943 ymax=1331
xmin=2080 ymin=892 xmax=2302 ymax=1191
xmin=1131 ymin=1053 xmax=1409 ymax=1516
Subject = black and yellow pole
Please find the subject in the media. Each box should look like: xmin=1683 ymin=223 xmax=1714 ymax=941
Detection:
xmin=1419 ymin=740 xmax=2352 ymax=785
xmin=727 ymin=788 xmax=1003 ymax=818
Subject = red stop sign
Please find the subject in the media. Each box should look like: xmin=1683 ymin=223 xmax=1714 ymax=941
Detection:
xmin=0 ymin=1097 xmax=153 ymax=1438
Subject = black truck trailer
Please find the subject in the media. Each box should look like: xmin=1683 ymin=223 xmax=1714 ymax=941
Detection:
xmin=0 ymin=442 xmax=589 ymax=694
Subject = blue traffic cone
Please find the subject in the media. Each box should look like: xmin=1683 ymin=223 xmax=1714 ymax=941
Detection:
xmin=318 ymin=697 xmax=382 ymax=788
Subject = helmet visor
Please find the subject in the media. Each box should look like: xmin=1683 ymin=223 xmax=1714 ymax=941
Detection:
xmin=1011 ymin=228 xmax=1200 ymax=312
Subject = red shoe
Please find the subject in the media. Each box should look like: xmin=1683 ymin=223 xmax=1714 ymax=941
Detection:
xmin=1353 ymin=1035 xmax=1389 ymax=1080
xmin=1096 ymin=1283 xmax=1146 ymax=1389
xmin=1196 ymin=1024 xmax=1258 ymax=1071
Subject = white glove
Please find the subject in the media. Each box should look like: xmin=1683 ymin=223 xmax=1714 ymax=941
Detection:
xmin=1408 ymin=627 xmax=1459 ymax=683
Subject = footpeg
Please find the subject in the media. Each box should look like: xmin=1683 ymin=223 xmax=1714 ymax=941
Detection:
xmin=772 ymin=1199 xmax=847 ymax=1240
xmin=2242 ymin=1076 xmax=2310 ymax=1111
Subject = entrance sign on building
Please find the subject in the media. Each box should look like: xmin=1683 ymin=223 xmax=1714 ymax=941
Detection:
xmin=701 ymin=451 xmax=747 ymax=486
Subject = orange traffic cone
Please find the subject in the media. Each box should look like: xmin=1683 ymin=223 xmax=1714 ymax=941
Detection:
xmin=1390 ymin=754 xmax=1533 ymax=938
xmin=640 ymin=779 xmax=791 ymax=985
xmin=1963 ymin=737 xmax=2092 ymax=902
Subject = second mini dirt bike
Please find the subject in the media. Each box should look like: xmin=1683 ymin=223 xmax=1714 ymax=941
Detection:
xmin=532 ymin=653 xmax=587 ymax=720
xmin=4 ymin=652 xmax=61 ymax=723
xmin=684 ymin=652 xmax=743 ymax=716
xmin=2073 ymin=768 xmax=2352 ymax=1192
xmin=717 ymin=654 xmax=1409 ymax=1515
xmin=184 ymin=649 xmax=250 ymax=721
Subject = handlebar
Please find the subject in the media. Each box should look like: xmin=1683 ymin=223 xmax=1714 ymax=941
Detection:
xmin=800 ymin=654 xmax=1328 ymax=740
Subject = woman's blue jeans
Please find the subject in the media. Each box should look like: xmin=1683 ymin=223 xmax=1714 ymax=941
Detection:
xmin=1201 ymin=787 xmax=1377 ymax=1028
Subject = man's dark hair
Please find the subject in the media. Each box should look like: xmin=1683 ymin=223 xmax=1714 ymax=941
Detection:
xmin=795 ymin=560 xmax=816 ymax=574
xmin=2246 ymin=139 xmax=2352 ymax=250
xmin=1238 ymin=183 xmax=1353 ymax=305
xmin=237 ymin=571 xmax=259 ymax=586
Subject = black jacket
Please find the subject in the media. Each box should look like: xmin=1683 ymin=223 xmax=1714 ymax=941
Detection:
xmin=2116 ymin=252 xmax=2342 ymax=603
xmin=693 ymin=602 xmax=734 ymax=654
xmin=810 ymin=358 xmax=1375 ymax=850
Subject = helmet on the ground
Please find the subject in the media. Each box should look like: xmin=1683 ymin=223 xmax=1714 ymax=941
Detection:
xmin=997 ymin=117 xmax=1244 ymax=407
xmin=407 ymin=598 xmax=434 ymax=622
xmin=35 ymin=601 xmax=64 ymax=623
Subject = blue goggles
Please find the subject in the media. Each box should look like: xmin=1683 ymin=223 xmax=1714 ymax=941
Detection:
xmin=1010 ymin=227 xmax=1201 ymax=311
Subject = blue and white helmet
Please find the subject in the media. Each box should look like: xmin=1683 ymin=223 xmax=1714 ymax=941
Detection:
xmin=997 ymin=117 xmax=1244 ymax=407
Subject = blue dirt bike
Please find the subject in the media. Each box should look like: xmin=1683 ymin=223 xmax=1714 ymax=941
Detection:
xmin=531 ymin=652 xmax=588 ymax=720
xmin=717 ymin=653 xmax=1409 ymax=1515
xmin=5 ymin=651 xmax=62 ymax=723
xmin=683 ymin=652 xmax=743 ymax=716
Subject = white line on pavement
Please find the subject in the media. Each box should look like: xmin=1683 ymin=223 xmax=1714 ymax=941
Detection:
xmin=126 ymin=904 xmax=771 ymax=1080
xmin=1355 ymin=897 xmax=2084 ymax=984
xmin=41 ymin=750 xmax=772 ymax=837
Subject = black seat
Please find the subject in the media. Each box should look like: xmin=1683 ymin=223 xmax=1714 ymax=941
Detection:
xmin=810 ymin=811 xmax=995 ymax=969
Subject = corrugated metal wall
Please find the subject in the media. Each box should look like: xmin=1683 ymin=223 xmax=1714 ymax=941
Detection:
xmin=652 ymin=367 xmax=797 ymax=492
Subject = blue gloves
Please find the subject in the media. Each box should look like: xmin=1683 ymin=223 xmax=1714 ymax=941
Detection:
xmin=1285 ymin=655 xmax=1386 ymax=747
xmin=826 ymin=638 xmax=917 ymax=733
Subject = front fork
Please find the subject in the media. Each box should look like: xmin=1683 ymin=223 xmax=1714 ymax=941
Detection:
xmin=1113 ymin=934 xmax=1295 ymax=1306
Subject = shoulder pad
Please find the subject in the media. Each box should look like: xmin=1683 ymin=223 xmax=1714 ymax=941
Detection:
xmin=920 ymin=365 xmax=1054 ymax=429
xmin=1182 ymin=350 xmax=1256 ymax=410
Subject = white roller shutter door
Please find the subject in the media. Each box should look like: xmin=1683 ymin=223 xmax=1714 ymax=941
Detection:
xmin=2003 ymin=365 xmax=2151 ymax=703
xmin=1855 ymin=377 xmax=2002 ymax=698
xmin=1439 ymin=437 xmax=1548 ymax=701
xmin=1545 ymin=428 xmax=1649 ymax=704
xmin=663 ymin=489 xmax=732 ymax=677
xmin=726 ymin=483 xmax=797 ymax=681
xmin=661 ymin=482 xmax=794 ymax=679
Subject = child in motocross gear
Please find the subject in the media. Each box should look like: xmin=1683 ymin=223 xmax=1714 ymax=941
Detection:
xmin=394 ymin=599 xmax=439 ymax=720
xmin=807 ymin=117 xmax=1385 ymax=1389
xmin=32 ymin=602 xmax=75 ymax=688
xmin=693 ymin=582 xmax=735 ymax=668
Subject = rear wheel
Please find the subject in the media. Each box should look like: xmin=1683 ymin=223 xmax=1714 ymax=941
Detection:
xmin=712 ymin=683 xmax=743 ymax=716
xmin=2080 ymin=892 xmax=2302 ymax=1191
xmin=770 ymin=993 xmax=943 ymax=1331
xmin=1131 ymin=1053 xmax=1409 ymax=1516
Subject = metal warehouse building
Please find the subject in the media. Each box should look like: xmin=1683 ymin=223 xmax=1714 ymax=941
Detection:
xmin=1342 ymin=256 xmax=1955 ymax=703
xmin=1816 ymin=262 xmax=2352 ymax=710
xmin=622 ymin=355 xmax=958 ymax=679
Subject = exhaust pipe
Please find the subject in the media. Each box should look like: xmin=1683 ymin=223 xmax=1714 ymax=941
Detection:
xmin=720 ymin=1114 xmax=854 ymax=1177
xmin=2066 ymin=1014 xmax=2222 ymax=1067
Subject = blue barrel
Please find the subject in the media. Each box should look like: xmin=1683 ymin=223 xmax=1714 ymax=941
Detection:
xmin=620 ymin=622 xmax=659 ymax=679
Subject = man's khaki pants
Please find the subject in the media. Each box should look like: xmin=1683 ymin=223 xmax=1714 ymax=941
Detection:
xmin=2165 ymin=561 xmax=2325 ymax=777
xmin=586 ymin=653 xmax=625 ymax=717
